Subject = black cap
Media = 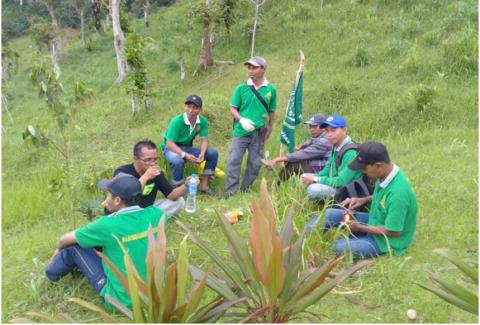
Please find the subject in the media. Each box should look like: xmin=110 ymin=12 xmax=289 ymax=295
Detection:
xmin=98 ymin=173 xmax=142 ymax=201
xmin=348 ymin=142 xmax=390 ymax=170
xmin=185 ymin=94 xmax=202 ymax=108
xmin=303 ymin=114 xmax=326 ymax=126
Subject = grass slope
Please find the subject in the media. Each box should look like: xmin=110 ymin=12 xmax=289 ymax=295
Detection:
xmin=2 ymin=0 xmax=478 ymax=322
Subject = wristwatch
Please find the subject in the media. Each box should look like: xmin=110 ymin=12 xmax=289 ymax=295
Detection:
xmin=180 ymin=151 xmax=186 ymax=158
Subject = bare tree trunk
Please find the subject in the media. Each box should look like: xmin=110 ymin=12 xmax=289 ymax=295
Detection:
xmin=144 ymin=0 xmax=150 ymax=28
xmin=250 ymin=0 xmax=265 ymax=57
xmin=80 ymin=9 xmax=85 ymax=43
xmin=195 ymin=0 xmax=214 ymax=74
xmin=91 ymin=0 xmax=103 ymax=34
xmin=179 ymin=56 xmax=186 ymax=81
xmin=51 ymin=42 xmax=61 ymax=73
xmin=110 ymin=0 xmax=128 ymax=83
xmin=131 ymin=93 xmax=137 ymax=114
xmin=44 ymin=0 xmax=65 ymax=60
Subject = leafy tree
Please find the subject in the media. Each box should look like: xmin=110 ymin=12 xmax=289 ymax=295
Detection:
xmin=24 ymin=62 xmax=92 ymax=227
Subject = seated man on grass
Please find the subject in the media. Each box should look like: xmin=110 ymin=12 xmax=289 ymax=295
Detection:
xmin=266 ymin=114 xmax=331 ymax=181
xmin=45 ymin=174 xmax=166 ymax=310
xmin=160 ymin=94 xmax=218 ymax=196
xmin=108 ymin=140 xmax=186 ymax=217
xmin=324 ymin=142 xmax=418 ymax=258
xmin=300 ymin=114 xmax=363 ymax=201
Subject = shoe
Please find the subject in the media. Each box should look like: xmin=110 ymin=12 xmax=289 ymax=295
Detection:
xmin=199 ymin=187 xmax=218 ymax=197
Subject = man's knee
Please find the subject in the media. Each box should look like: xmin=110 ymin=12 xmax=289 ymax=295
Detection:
xmin=205 ymin=148 xmax=218 ymax=160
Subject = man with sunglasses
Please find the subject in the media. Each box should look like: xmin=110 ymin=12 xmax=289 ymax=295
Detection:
xmin=224 ymin=56 xmax=277 ymax=197
xmin=107 ymin=140 xmax=186 ymax=217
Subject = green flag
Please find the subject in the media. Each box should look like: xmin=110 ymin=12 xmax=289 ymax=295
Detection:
xmin=280 ymin=71 xmax=303 ymax=153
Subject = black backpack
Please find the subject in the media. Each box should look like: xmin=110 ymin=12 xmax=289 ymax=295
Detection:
xmin=333 ymin=143 xmax=375 ymax=206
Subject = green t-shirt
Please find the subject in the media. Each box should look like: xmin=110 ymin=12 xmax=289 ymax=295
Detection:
xmin=368 ymin=167 xmax=417 ymax=256
xmin=75 ymin=205 xmax=166 ymax=310
xmin=229 ymin=81 xmax=277 ymax=137
xmin=160 ymin=113 xmax=209 ymax=149
xmin=316 ymin=138 xmax=363 ymax=187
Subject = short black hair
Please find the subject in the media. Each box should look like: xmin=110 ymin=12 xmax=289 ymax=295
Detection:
xmin=133 ymin=140 xmax=157 ymax=157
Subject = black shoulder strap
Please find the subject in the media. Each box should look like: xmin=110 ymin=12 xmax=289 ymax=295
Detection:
xmin=248 ymin=85 xmax=269 ymax=112
xmin=335 ymin=143 xmax=358 ymax=169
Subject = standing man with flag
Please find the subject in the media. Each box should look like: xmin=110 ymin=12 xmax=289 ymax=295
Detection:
xmin=224 ymin=56 xmax=277 ymax=198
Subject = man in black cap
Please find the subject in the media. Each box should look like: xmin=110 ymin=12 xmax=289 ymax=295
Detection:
xmin=45 ymin=173 xmax=166 ymax=310
xmin=324 ymin=142 xmax=418 ymax=258
xmin=160 ymin=94 xmax=218 ymax=196
xmin=224 ymin=56 xmax=277 ymax=197
xmin=266 ymin=114 xmax=331 ymax=181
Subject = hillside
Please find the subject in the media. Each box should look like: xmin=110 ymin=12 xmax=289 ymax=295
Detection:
xmin=2 ymin=0 xmax=478 ymax=322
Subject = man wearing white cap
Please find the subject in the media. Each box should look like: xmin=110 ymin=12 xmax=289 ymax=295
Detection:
xmin=224 ymin=56 xmax=277 ymax=197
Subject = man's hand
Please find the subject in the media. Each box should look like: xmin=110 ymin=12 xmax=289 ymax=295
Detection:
xmin=345 ymin=220 xmax=363 ymax=233
xmin=265 ymin=160 xmax=275 ymax=170
xmin=144 ymin=165 xmax=161 ymax=180
xmin=197 ymin=153 xmax=205 ymax=163
xmin=341 ymin=197 xmax=368 ymax=210
xmin=239 ymin=117 xmax=255 ymax=132
xmin=185 ymin=153 xmax=199 ymax=163
xmin=300 ymin=173 xmax=316 ymax=185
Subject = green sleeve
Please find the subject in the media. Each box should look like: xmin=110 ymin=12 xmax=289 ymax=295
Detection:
xmin=319 ymin=149 xmax=362 ymax=187
xmin=384 ymin=191 xmax=409 ymax=232
xmin=269 ymin=86 xmax=277 ymax=111
xmin=165 ymin=118 xmax=180 ymax=142
xmin=75 ymin=217 xmax=111 ymax=248
xmin=229 ymin=84 xmax=243 ymax=108
xmin=199 ymin=116 xmax=208 ymax=137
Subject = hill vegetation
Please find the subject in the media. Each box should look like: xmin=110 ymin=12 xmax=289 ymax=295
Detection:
xmin=2 ymin=0 xmax=478 ymax=322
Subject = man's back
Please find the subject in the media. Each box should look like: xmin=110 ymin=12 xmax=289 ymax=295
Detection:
xmin=75 ymin=205 xmax=165 ymax=309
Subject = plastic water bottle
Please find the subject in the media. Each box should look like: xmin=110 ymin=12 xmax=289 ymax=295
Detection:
xmin=185 ymin=173 xmax=198 ymax=213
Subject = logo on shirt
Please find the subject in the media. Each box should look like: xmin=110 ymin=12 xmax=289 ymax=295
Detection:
xmin=380 ymin=196 xmax=386 ymax=208
xmin=143 ymin=183 xmax=154 ymax=196
xmin=265 ymin=91 xmax=272 ymax=100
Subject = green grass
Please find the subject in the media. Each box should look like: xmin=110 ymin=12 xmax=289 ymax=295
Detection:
xmin=2 ymin=0 xmax=478 ymax=323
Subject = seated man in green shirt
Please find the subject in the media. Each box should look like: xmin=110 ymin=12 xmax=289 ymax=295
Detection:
xmin=300 ymin=114 xmax=363 ymax=201
xmin=45 ymin=174 xmax=166 ymax=310
xmin=160 ymin=95 xmax=218 ymax=196
xmin=324 ymin=142 xmax=418 ymax=258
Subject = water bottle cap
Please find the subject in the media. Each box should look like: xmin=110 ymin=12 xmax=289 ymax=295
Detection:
xmin=191 ymin=173 xmax=197 ymax=177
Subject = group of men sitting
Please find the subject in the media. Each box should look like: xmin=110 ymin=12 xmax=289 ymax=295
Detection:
xmin=44 ymin=55 xmax=418 ymax=312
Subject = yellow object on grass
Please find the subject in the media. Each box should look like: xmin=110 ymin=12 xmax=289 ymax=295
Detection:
xmin=197 ymin=161 xmax=226 ymax=178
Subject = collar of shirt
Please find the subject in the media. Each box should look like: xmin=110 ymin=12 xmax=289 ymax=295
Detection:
xmin=247 ymin=78 xmax=269 ymax=89
xmin=183 ymin=112 xmax=200 ymax=135
xmin=334 ymin=136 xmax=352 ymax=152
xmin=379 ymin=164 xmax=399 ymax=188
xmin=109 ymin=205 xmax=142 ymax=217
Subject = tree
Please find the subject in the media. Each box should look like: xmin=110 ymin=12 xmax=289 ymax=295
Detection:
xmin=42 ymin=0 xmax=65 ymax=71
xmin=90 ymin=0 xmax=104 ymax=34
xmin=72 ymin=0 xmax=89 ymax=43
xmin=194 ymin=0 xmax=215 ymax=74
xmin=110 ymin=0 xmax=129 ymax=83
xmin=220 ymin=0 xmax=236 ymax=35
xmin=143 ymin=0 xmax=150 ymax=27
xmin=249 ymin=0 xmax=265 ymax=57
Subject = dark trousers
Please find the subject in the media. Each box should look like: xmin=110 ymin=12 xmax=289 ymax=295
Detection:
xmin=279 ymin=160 xmax=314 ymax=182
xmin=45 ymin=244 xmax=106 ymax=294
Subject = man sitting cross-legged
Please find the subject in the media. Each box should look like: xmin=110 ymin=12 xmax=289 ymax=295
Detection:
xmin=107 ymin=140 xmax=187 ymax=217
xmin=266 ymin=114 xmax=331 ymax=181
xmin=45 ymin=174 xmax=166 ymax=310
xmin=324 ymin=142 xmax=418 ymax=258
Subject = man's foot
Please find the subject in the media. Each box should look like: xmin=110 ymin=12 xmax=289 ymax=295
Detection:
xmin=199 ymin=187 xmax=218 ymax=197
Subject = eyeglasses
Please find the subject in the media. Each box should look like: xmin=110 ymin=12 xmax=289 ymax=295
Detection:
xmin=137 ymin=156 xmax=159 ymax=164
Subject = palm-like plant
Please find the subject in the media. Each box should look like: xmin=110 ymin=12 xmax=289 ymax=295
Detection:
xmin=417 ymin=248 xmax=478 ymax=315
xmin=178 ymin=178 xmax=373 ymax=323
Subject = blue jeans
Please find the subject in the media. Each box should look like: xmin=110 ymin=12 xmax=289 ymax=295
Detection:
xmin=306 ymin=182 xmax=336 ymax=201
xmin=325 ymin=208 xmax=383 ymax=258
xmin=163 ymin=146 xmax=218 ymax=185
xmin=45 ymin=244 xmax=106 ymax=294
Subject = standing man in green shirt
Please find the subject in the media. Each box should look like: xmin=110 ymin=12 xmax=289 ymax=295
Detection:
xmin=300 ymin=114 xmax=363 ymax=201
xmin=224 ymin=56 xmax=277 ymax=197
xmin=324 ymin=142 xmax=418 ymax=258
xmin=45 ymin=174 xmax=166 ymax=310
xmin=161 ymin=95 xmax=218 ymax=196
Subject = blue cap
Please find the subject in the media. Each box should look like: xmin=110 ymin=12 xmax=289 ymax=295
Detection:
xmin=320 ymin=114 xmax=347 ymax=128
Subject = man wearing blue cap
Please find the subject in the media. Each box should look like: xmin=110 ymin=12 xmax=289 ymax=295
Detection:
xmin=45 ymin=173 xmax=165 ymax=311
xmin=224 ymin=56 xmax=277 ymax=197
xmin=266 ymin=114 xmax=331 ymax=181
xmin=300 ymin=114 xmax=363 ymax=201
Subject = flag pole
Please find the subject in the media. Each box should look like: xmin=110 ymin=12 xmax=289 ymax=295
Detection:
xmin=279 ymin=50 xmax=305 ymax=165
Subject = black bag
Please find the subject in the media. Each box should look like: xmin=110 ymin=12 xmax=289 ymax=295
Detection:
xmin=333 ymin=143 xmax=375 ymax=207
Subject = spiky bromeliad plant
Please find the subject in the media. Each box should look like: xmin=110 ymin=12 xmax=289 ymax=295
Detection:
xmin=417 ymin=248 xmax=478 ymax=315
xmin=14 ymin=218 xmax=246 ymax=323
xmin=177 ymin=178 xmax=374 ymax=323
